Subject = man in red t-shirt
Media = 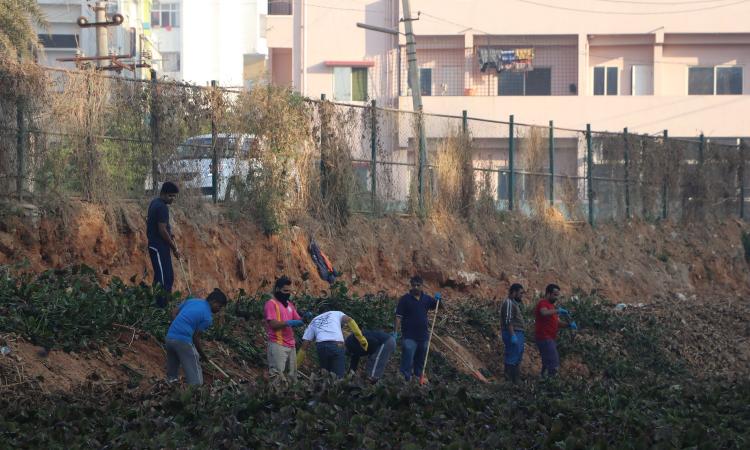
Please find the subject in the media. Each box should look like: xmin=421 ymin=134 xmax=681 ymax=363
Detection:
xmin=534 ymin=284 xmax=576 ymax=377
xmin=264 ymin=276 xmax=304 ymax=380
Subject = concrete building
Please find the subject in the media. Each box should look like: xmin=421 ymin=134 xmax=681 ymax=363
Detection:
xmin=266 ymin=0 xmax=750 ymax=210
xmin=266 ymin=0 xmax=750 ymax=137
xmin=150 ymin=0 xmax=268 ymax=87
xmin=36 ymin=0 xmax=159 ymax=80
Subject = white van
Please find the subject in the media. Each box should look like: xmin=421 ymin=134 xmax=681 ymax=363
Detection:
xmin=145 ymin=134 xmax=258 ymax=200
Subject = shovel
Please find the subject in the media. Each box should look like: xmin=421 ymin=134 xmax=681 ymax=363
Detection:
xmin=177 ymin=256 xmax=193 ymax=297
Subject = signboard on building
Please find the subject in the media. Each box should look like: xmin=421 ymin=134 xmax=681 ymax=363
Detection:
xmin=478 ymin=47 xmax=535 ymax=72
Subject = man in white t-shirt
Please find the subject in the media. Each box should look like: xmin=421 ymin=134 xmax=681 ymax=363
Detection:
xmin=297 ymin=310 xmax=368 ymax=378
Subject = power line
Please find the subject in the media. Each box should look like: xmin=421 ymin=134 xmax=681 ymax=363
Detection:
xmin=592 ymin=0 xmax=739 ymax=5
xmin=514 ymin=0 xmax=749 ymax=15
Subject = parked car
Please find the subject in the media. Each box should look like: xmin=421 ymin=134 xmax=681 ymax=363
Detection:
xmin=144 ymin=133 xmax=258 ymax=201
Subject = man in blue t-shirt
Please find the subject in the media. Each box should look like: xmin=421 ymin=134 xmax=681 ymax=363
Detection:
xmin=166 ymin=288 xmax=228 ymax=385
xmin=147 ymin=181 xmax=180 ymax=307
xmin=394 ymin=276 xmax=442 ymax=381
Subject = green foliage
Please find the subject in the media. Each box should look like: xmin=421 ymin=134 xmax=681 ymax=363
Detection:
xmin=1 ymin=375 xmax=747 ymax=449
xmin=0 ymin=265 xmax=170 ymax=352
xmin=0 ymin=0 xmax=48 ymax=58
xmin=1 ymin=269 xmax=747 ymax=449
xmin=557 ymin=295 xmax=686 ymax=379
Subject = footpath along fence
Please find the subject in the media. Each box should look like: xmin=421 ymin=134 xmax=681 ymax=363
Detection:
xmin=1 ymin=63 xmax=748 ymax=227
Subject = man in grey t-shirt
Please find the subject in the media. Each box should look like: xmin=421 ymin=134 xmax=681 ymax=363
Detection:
xmin=499 ymin=283 xmax=525 ymax=383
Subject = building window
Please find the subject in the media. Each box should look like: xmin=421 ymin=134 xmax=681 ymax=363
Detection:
xmin=526 ymin=68 xmax=551 ymax=95
xmin=631 ymin=65 xmax=653 ymax=96
xmin=38 ymin=34 xmax=78 ymax=49
xmin=716 ymin=67 xmax=742 ymax=95
xmin=420 ymin=68 xmax=432 ymax=96
xmin=161 ymin=52 xmax=180 ymax=72
xmin=333 ymin=67 xmax=368 ymax=101
xmin=498 ymin=68 xmax=551 ymax=96
xmin=151 ymin=1 xmax=179 ymax=28
xmin=593 ymin=67 xmax=618 ymax=95
xmin=689 ymin=66 xmax=742 ymax=95
xmin=269 ymin=0 xmax=292 ymax=15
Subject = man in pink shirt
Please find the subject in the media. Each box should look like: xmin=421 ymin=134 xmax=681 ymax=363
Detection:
xmin=264 ymin=276 xmax=304 ymax=379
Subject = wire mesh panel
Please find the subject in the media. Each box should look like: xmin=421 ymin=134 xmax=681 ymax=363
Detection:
xmin=467 ymin=117 xmax=508 ymax=214
xmin=3 ymin=64 xmax=750 ymax=227
xmin=373 ymin=107 xmax=412 ymax=213
xmin=591 ymin=132 xmax=627 ymax=223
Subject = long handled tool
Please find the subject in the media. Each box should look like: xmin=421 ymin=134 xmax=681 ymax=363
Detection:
xmin=208 ymin=358 xmax=238 ymax=385
xmin=177 ymin=256 xmax=192 ymax=297
xmin=419 ymin=296 xmax=441 ymax=385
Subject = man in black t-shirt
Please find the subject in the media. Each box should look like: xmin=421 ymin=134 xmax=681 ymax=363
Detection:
xmin=345 ymin=330 xmax=396 ymax=382
xmin=147 ymin=182 xmax=180 ymax=307
xmin=394 ymin=276 xmax=442 ymax=381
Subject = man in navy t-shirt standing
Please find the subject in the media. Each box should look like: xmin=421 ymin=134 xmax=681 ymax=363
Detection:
xmin=147 ymin=181 xmax=180 ymax=307
xmin=394 ymin=275 xmax=442 ymax=381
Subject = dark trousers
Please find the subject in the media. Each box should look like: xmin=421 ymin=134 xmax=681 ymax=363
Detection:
xmin=148 ymin=242 xmax=173 ymax=308
xmin=316 ymin=341 xmax=346 ymax=378
xmin=537 ymin=339 xmax=560 ymax=377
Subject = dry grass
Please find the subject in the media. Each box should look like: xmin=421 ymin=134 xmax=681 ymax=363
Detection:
xmin=519 ymin=126 xmax=549 ymax=215
xmin=434 ymin=127 xmax=474 ymax=217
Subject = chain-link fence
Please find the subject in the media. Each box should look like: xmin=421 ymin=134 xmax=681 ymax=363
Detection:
xmin=2 ymin=64 xmax=748 ymax=227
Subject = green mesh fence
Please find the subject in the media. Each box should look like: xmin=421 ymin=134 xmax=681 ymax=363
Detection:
xmin=2 ymin=66 xmax=747 ymax=226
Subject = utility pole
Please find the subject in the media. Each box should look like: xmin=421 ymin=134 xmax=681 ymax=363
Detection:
xmin=94 ymin=1 xmax=108 ymax=68
xmin=401 ymin=0 xmax=428 ymax=211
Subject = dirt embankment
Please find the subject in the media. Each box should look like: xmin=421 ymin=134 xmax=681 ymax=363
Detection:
xmin=1 ymin=200 xmax=749 ymax=391
xmin=1 ymin=200 xmax=748 ymax=301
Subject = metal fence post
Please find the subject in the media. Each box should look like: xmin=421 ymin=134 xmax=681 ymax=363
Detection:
xmin=320 ymin=94 xmax=327 ymax=201
xmin=508 ymin=115 xmax=515 ymax=211
xmin=15 ymin=94 xmax=26 ymax=200
xmin=150 ymin=69 xmax=159 ymax=195
xmin=698 ymin=133 xmax=705 ymax=165
xmin=586 ymin=124 xmax=593 ymax=226
xmin=370 ymin=99 xmax=377 ymax=213
xmin=623 ymin=127 xmax=630 ymax=220
xmin=462 ymin=110 xmax=468 ymax=136
xmin=739 ymin=138 xmax=745 ymax=220
xmin=549 ymin=120 xmax=554 ymax=207
xmin=662 ymin=129 xmax=668 ymax=220
xmin=417 ymin=111 xmax=426 ymax=213
xmin=210 ymin=80 xmax=219 ymax=204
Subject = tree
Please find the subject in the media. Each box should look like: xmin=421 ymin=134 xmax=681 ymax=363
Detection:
xmin=0 ymin=0 xmax=48 ymax=59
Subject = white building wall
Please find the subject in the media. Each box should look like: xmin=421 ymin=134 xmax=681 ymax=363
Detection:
xmin=153 ymin=0 xmax=268 ymax=86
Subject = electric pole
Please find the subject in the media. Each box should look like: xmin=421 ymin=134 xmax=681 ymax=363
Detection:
xmin=94 ymin=1 xmax=108 ymax=68
xmin=401 ymin=0 xmax=428 ymax=211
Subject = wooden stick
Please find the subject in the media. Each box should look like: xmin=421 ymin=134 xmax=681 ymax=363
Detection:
xmin=209 ymin=359 xmax=238 ymax=386
xmin=419 ymin=299 xmax=441 ymax=385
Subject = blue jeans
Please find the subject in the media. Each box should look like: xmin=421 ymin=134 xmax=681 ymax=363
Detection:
xmin=316 ymin=341 xmax=346 ymax=378
xmin=148 ymin=242 xmax=173 ymax=308
xmin=537 ymin=339 xmax=560 ymax=377
xmin=400 ymin=338 xmax=428 ymax=380
xmin=501 ymin=330 xmax=525 ymax=366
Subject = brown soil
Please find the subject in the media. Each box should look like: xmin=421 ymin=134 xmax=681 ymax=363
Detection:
xmin=1 ymin=200 xmax=749 ymax=391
